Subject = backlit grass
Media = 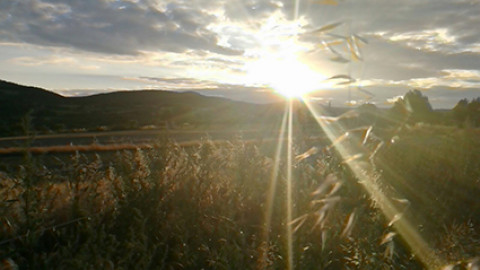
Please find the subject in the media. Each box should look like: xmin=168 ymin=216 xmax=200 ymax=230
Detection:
xmin=1 ymin=127 xmax=480 ymax=269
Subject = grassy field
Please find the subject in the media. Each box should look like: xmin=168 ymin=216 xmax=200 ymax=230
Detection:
xmin=1 ymin=122 xmax=480 ymax=269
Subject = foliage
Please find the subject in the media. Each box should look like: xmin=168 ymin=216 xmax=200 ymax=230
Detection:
xmin=1 ymin=127 xmax=480 ymax=269
xmin=389 ymin=90 xmax=435 ymax=124
xmin=452 ymin=98 xmax=480 ymax=127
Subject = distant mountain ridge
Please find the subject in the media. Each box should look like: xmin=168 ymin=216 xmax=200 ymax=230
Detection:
xmin=0 ymin=79 xmax=280 ymax=136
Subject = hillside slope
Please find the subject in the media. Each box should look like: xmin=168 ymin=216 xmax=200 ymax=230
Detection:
xmin=0 ymin=80 xmax=280 ymax=136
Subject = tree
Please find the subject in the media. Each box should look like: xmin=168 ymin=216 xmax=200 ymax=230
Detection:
xmin=403 ymin=89 xmax=433 ymax=114
xmin=467 ymin=98 xmax=480 ymax=127
xmin=452 ymin=98 xmax=480 ymax=127
xmin=452 ymin=98 xmax=468 ymax=126
xmin=390 ymin=89 xmax=433 ymax=123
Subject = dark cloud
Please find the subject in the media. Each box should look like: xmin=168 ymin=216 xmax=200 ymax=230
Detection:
xmin=356 ymin=36 xmax=480 ymax=80
xmin=0 ymin=0 xmax=243 ymax=55
xmin=298 ymin=0 xmax=480 ymax=55
xmin=292 ymin=0 xmax=480 ymax=99
xmin=302 ymin=0 xmax=478 ymax=33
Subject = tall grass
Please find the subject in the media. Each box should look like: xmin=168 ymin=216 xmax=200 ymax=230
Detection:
xmin=1 ymin=128 xmax=479 ymax=269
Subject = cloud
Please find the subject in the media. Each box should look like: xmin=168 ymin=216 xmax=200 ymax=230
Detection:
xmin=374 ymin=28 xmax=457 ymax=53
xmin=371 ymin=28 xmax=480 ymax=54
xmin=386 ymin=95 xmax=403 ymax=104
xmin=123 ymin=76 xmax=222 ymax=90
xmin=123 ymin=75 xmax=273 ymax=92
xmin=10 ymin=55 xmax=75 ymax=66
xmin=297 ymin=0 xmax=480 ymax=80
xmin=0 ymin=0 xmax=243 ymax=55
xmin=9 ymin=55 xmax=101 ymax=71
xmin=358 ymin=68 xmax=480 ymax=90
xmin=441 ymin=69 xmax=480 ymax=80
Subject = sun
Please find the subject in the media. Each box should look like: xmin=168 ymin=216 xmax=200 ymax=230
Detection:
xmin=246 ymin=54 xmax=325 ymax=98
xmin=241 ymin=13 xmax=329 ymax=98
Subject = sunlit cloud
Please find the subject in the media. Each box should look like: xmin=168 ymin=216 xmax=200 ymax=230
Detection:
xmin=9 ymin=55 xmax=100 ymax=71
xmin=357 ymin=68 xmax=480 ymax=91
xmin=10 ymin=56 xmax=75 ymax=66
xmin=123 ymin=76 xmax=223 ymax=90
xmin=371 ymin=28 xmax=480 ymax=54
xmin=441 ymin=69 xmax=480 ymax=80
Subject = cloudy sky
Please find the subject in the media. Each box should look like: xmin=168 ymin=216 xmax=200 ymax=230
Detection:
xmin=1 ymin=0 xmax=479 ymax=108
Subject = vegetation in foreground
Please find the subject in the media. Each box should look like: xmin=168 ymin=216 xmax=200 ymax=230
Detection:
xmin=1 ymin=123 xmax=480 ymax=269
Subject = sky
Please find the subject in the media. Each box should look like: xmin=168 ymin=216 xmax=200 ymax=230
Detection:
xmin=1 ymin=0 xmax=480 ymax=108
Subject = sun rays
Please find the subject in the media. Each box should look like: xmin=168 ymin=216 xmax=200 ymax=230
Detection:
xmin=259 ymin=95 xmax=446 ymax=269
xmin=237 ymin=1 xmax=448 ymax=269
xmin=286 ymin=100 xmax=294 ymax=270
xmin=303 ymin=98 xmax=444 ymax=268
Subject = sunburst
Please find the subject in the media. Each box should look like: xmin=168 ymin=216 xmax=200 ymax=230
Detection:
xmin=246 ymin=53 xmax=326 ymax=98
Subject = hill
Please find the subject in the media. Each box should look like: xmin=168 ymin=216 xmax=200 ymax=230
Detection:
xmin=0 ymin=80 xmax=281 ymax=136
xmin=2 ymin=80 xmax=473 ymax=137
